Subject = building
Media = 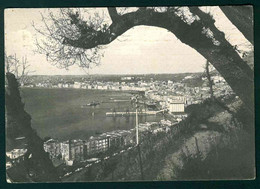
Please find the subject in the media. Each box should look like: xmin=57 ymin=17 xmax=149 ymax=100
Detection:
xmin=60 ymin=141 xmax=70 ymax=162
xmin=167 ymin=96 xmax=186 ymax=113
xmin=6 ymin=148 xmax=27 ymax=164
xmin=43 ymin=139 xmax=61 ymax=159
xmin=6 ymin=148 xmax=27 ymax=159
xmin=107 ymin=134 xmax=124 ymax=149
xmin=73 ymin=82 xmax=81 ymax=89
xmin=70 ymin=140 xmax=85 ymax=161
xmin=85 ymin=136 xmax=110 ymax=156
xmin=100 ymin=130 xmax=134 ymax=149
xmin=168 ymin=80 xmax=174 ymax=85
xmin=60 ymin=139 xmax=85 ymax=163
xmin=121 ymin=77 xmax=134 ymax=81
xmin=168 ymin=102 xmax=184 ymax=113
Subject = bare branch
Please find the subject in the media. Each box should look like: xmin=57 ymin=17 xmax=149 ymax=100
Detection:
xmin=108 ymin=7 xmax=120 ymax=22
xmin=33 ymin=7 xmax=253 ymax=110
xmin=5 ymin=53 xmax=34 ymax=85
xmin=33 ymin=8 xmax=105 ymax=70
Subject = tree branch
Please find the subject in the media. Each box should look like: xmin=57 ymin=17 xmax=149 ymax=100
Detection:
xmin=35 ymin=7 xmax=254 ymax=111
xmin=220 ymin=6 xmax=253 ymax=44
xmin=108 ymin=7 xmax=120 ymax=22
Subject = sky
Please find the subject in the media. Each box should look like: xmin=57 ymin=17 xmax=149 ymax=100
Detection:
xmin=4 ymin=7 xmax=252 ymax=75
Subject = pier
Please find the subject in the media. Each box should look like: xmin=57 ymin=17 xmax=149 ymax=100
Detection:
xmin=106 ymin=109 xmax=167 ymax=116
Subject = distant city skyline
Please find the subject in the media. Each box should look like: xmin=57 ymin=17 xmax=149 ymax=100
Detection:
xmin=5 ymin=7 xmax=251 ymax=75
xmin=27 ymin=72 xmax=204 ymax=76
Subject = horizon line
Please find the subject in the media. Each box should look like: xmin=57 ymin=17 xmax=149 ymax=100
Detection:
xmin=27 ymin=72 xmax=204 ymax=76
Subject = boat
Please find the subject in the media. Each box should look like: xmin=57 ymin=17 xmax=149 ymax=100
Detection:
xmin=87 ymin=101 xmax=100 ymax=106
xmin=80 ymin=101 xmax=100 ymax=108
xmin=113 ymin=99 xmax=130 ymax=102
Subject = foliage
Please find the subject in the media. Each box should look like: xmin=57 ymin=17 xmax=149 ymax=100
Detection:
xmin=33 ymin=8 xmax=105 ymax=70
xmin=174 ymin=132 xmax=254 ymax=180
xmin=5 ymin=73 xmax=59 ymax=182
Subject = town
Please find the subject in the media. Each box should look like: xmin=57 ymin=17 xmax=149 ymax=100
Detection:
xmin=20 ymin=72 xmax=234 ymax=106
xmin=5 ymin=5 xmax=254 ymax=183
xmin=6 ymin=72 xmax=235 ymax=179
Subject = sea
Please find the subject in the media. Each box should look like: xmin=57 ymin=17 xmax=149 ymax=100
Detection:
xmin=20 ymin=88 xmax=164 ymax=141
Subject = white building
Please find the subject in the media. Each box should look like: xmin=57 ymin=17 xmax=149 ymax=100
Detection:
xmin=167 ymin=96 xmax=186 ymax=113
xmin=60 ymin=140 xmax=85 ymax=164
xmin=121 ymin=77 xmax=134 ymax=81
xmin=73 ymin=82 xmax=81 ymax=89
xmin=6 ymin=148 xmax=27 ymax=159
xmin=43 ymin=139 xmax=61 ymax=159
xmin=168 ymin=103 xmax=185 ymax=113
xmin=168 ymin=80 xmax=174 ymax=85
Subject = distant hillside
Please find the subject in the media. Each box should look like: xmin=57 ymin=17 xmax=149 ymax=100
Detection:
xmin=26 ymin=72 xmax=204 ymax=84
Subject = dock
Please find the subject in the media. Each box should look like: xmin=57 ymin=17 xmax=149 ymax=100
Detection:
xmin=106 ymin=109 xmax=167 ymax=116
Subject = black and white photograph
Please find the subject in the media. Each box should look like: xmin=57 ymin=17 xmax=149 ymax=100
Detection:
xmin=5 ymin=6 xmax=255 ymax=182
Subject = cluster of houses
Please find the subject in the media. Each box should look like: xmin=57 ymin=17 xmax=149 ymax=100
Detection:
xmin=144 ymin=74 xmax=234 ymax=113
xmin=43 ymin=130 xmax=135 ymax=166
xmin=42 ymin=118 xmax=184 ymax=166
xmin=25 ymin=80 xmax=149 ymax=92
xmin=145 ymin=93 xmax=187 ymax=113
xmin=5 ymin=115 xmax=188 ymax=169
xmin=6 ymin=148 xmax=28 ymax=169
xmin=22 ymin=73 xmax=234 ymax=108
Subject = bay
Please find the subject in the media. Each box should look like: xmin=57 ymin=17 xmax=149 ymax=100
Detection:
xmin=20 ymin=88 xmax=164 ymax=141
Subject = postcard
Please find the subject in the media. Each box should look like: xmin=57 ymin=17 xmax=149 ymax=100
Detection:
xmin=5 ymin=6 xmax=254 ymax=182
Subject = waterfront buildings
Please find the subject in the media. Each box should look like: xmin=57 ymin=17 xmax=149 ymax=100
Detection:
xmin=21 ymin=72 xmax=234 ymax=112
xmin=8 ymin=116 xmax=186 ymax=169
xmin=85 ymin=136 xmax=109 ymax=155
xmin=60 ymin=139 xmax=85 ymax=163
xmin=44 ymin=130 xmax=134 ymax=165
xmin=43 ymin=139 xmax=61 ymax=159
xmin=100 ymin=130 xmax=134 ymax=147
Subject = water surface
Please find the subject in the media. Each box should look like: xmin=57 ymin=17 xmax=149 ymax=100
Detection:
xmin=21 ymin=88 xmax=164 ymax=141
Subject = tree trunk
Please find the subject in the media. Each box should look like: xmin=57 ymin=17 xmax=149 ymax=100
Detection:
xmin=219 ymin=6 xmax=253 ymax=45
xmin=205 ymin=60 xmax=214 ymax=99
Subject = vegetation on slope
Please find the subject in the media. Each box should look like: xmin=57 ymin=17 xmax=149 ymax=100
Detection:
xmin=5 ymin=73 xmax=59 ymax=182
